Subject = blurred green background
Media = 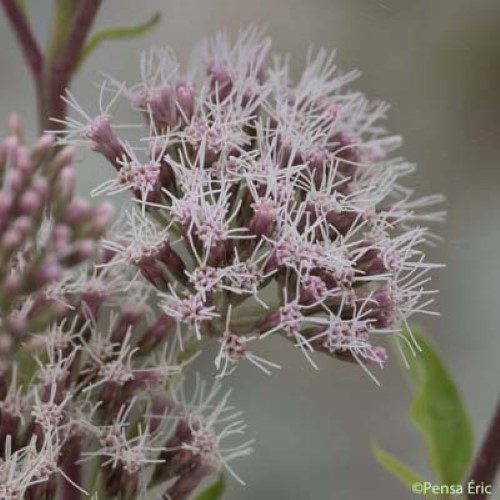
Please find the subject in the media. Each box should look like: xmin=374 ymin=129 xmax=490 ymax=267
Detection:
xmin=1 ymin=1 xmax=499 ymax=498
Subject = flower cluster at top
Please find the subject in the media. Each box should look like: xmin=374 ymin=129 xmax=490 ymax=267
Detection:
xmin=0 ymin=26 xmax=444 ymax=499
xmin=61 ymin=26 xmax=443 ymax=379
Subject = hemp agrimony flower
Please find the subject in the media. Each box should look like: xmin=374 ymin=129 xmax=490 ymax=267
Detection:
xmin=60 ymin=26 xmax=443 ymax=379
xmin=0 ymin=26 xmax=444 ymax=499
xmin=0 ymin=115 xmax=112 ymax=353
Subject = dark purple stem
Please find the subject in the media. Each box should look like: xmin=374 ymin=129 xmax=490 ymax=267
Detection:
xmin=0 ymin=0 xmax=46 ymax=129
xmin=466 ymin=400 xmax=500 ymax=500
xmin=0 ymin=0 xmax=43 ymax=75
xmin=2 ymin=0 xmax=103 ymax=133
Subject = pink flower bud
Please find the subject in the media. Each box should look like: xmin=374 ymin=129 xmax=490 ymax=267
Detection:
xmin=136 ymin=313 xmax=175 ymax=351
xmin=149 ymin=85 xmax=177 ymax=130
xmin=86 ymin=115 xmax=124 ymax=167
xmin=72 ymin=239 xmax=95 ymax=259
xmin=4 ymin=169 xmax=23 ymax=194
xmin=157 ymin=243 xmax=186 ymax=283
xmin=207 ymin=60 xmax=232 ymax=100
xmin=64 ymin=198 xmax=92 ymax=225
xmin=31 ymin=177 xmax=49 ymax=198
xmin=15 ymin=148 xmax=34 ymax=176
xmin=176 ymin=82 xmax=196 ymax=121
xmin=34 ymin=257 xmax=62 ymax=288
xmin=52 ymin=223 xmax=71 ymax=249
xmin=167 ymin=464 xmax=215 ymax=500
xmin=48 ymin=145 xmax=74 ymax=175
xmin=138 ymin=258 xmax=168 ymax=289
xmin=300 ymin=275 xmax=328 ymax=305
xmin=248 ymin=200 xmax=277 ymax=237
xmin=59 ymin=239 xmax=95 ymax=266
xmin=13 ymin=215 xmax=33 ymax=234
xmin=89 ymin=202 xmax=114 ymax=233
xmin=110 ymin=302 xmax=146 ymax=343
xmin=19 ymin=189 xmax=42 ymax=215
xmin=57 ymin=166 xmax=76 ymax=200
xmin=147 ymin=395 xmax=176 ymax=433
xmin=1 ymin=228 xmax=24 ymax=252
xmin=31 ymin=134 xmax=56 ymax=157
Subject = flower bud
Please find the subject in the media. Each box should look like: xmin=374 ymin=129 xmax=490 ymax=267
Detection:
xmin=64 ymin=198 xmax=92 ymax=225
xmin=47 ymin=145 xmax=74 ymax=176
xmin=33 ymin=256 xmax=62 ymax=289
xmin=86 ymin=115 xmax=124 ymax=168
xmin=59 ymin=239 xmax=95 ymax=267
xmin=167 ymin=463 xmax=215 ymax=500
xmin=136 ymin=313 xmax=175 ymax=352
xmin=89 ymin=202 xmax=114 ymax=234
xmin=31 ymin=134 xmax=55 ymax=159
xmin=176 ymin=82 xmax=196 ymax=121
xmin=56 ymin=166 xmax=76 ymax=201
xmin=19 ymin=189 xmax=43 ymax=215
xmin=248 ymin=200 xmax=277 ymax=237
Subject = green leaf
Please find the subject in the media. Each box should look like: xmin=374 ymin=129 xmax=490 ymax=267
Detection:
xmin=371 ymin=441 xmax=426 ymax=493
xmin=79 ymin=12 xmax=161 ymax=67
xmin=194 ymin=475 xmax=225 ymax=500
xmin=403 ymin=327 xmax=473 ymax=485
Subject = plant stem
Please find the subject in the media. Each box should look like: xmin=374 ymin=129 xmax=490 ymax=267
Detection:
xmin=61 ymin=439 xmax=82 ymax=500
xmin=466 ymin=400 xmax=500 ymax=500
xmin=0 ymin=0 xmax=42 ymax=76
xmin=46 ymin=0 xmax=103 ymax=132
xmin=1 ymin=0 xmax=103 ymax=133
xmin=47 ymin=0 xmax=79 ymax=61
xmin=0 ymin=0 xmax=45 ymax=130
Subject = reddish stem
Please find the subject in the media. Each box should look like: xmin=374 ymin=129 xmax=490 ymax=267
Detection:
xmin=2 ymin=0 xmax=103 ymax=133
xmin=466 ymin=400 xmax=500 ymax=500
xmin=0 ymin=0 xmax=43 ymax=76
xmin=0 ymin=0 xmax=46 ymax=130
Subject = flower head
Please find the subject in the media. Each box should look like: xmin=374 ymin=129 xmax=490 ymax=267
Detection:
xmin=0 ymin=26 xmax=444 ymax=498
xmin=69 ymin=27 xmax=442 ymax=378
xmin=171 ymin=379 xmax=254 ymax=485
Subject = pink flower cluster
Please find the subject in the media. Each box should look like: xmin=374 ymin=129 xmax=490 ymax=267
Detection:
xmin=0 ymin=115 xmax=112 ymax=353
xmin=62 ymin=27 xmax=442 ymax=379
xmin=0 ymin=26 xmax=444 ymax=499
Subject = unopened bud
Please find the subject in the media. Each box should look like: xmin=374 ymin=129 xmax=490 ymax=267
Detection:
xmin=57 ymin=166 xmax=76 ymax=200
xmin=48 ymin=145 xmax=74 ymax=176
xmin=176 ymin=82 xmax=196 ymax=121
xmin=65 ymin=198 xmax=92 ymax=225
xmin=89 ymin=202 xmax=114 ymax=234
xmin=19 ymin=189 xmax=42 ymax=215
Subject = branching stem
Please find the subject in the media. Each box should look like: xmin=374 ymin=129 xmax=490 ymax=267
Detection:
xmin=1 ymin=0 xmax=103 ymax=133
